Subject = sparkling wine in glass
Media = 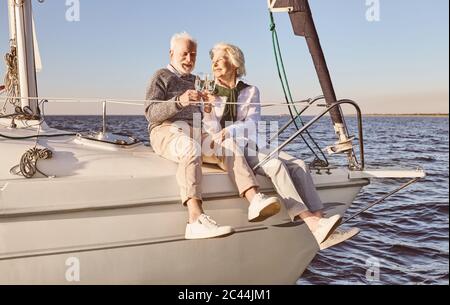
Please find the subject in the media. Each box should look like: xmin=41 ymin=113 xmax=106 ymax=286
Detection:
xmin=195 ymin=73 xmax=207 ymax=112
xmin=205 ymin=74 xmax=216 ymax=94
xmin=203 ymin=74 xmax=216 ymax=113
xmin=195 ymin=73 xmax=206 ymax=92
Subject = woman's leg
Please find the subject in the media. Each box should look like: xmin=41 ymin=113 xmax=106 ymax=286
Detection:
xmin=245 ymin=148 xmax=340 ymax=242
xmin=277 ymin=151 xmax=324 ymax=214
xmin=204 ymin=137 xmax=260 ymax=199
xmin=206 ymin=137 xmax=280 ymax=221
xmin=244 ymin=149 xmax=310 ymax=221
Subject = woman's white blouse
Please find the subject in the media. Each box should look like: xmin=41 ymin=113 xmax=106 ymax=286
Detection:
xmin=202 ymin=85 xmax=262 ymax=144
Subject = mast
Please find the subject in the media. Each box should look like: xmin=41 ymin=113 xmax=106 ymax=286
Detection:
xmin=8 ymin=0 xmax=39 ymax=115
xmin=269 ymin=0 xmax=350 ymax=145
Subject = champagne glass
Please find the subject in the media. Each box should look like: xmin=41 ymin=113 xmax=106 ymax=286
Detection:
xmin=203 ymin=74 xmax=216 ymax=113
xmin=195 ymin=73 xmax=206 ymax=92
xmin=205 ymin=73 xmax=216 ymax=94
xmin=195 ymin=73 xmax=207 ymax=112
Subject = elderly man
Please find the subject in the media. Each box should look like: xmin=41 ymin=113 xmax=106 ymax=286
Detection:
xmin=145 ymin=32 xmax=281 ymax=240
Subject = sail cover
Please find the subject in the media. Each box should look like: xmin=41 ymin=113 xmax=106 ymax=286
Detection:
xmin=270 ymin=0 xmax=312 ymax=36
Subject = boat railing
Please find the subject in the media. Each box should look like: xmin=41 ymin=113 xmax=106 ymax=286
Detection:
xmin=1 ymin=96 xmax=365 ymax=170
xmin=253 ymin=98 xmax=365 ymax=171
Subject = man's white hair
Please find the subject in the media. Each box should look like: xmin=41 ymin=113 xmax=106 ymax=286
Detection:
xmin=210 ymin=43 xmax=246 ymax=78
xmin=170 ymin=32 xmax=197 ymax=50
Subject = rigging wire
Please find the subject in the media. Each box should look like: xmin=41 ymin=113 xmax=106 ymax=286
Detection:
xmin=0 ymin=96 xmax=310 ymax=108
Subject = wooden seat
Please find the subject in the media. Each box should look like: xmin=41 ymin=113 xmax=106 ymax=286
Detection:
xmin=202 ymin=162 xmax=226 ymax=174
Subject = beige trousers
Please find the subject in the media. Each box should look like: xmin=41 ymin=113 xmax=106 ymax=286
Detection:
xmin=150 ymin=122 xmax=259 ymax=205
xmin=245 ymin=147 xmax=324 ymax=221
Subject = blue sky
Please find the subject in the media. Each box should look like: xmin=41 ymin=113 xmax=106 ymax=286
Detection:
xmin=0 ymin=0 xmax=448 ymax=115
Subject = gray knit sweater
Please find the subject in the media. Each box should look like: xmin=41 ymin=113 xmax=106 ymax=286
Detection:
xmin=144 ymin=68 xmax=201 ymax=133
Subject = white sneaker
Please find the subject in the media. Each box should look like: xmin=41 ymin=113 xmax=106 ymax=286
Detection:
xmin=185 ymin=214 xmax=234 ymax=240
xmin=312 ymin=214 xmax=342 ymax=244
xmin=248 ymin=193 xmax=281 ymax=222
xmin=319 ymin=227 xmax=360 ymax=250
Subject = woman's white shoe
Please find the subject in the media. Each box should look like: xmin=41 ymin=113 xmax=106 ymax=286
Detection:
xmin=248 ymin=193 xmax=281 ymax=222
xmin=312 ymin=214 xmax=342 ymax=244
xmin=185 ymin=214 xmax=234 ymax=240
xmin=319 ymin=227 xmax=360 ymax=250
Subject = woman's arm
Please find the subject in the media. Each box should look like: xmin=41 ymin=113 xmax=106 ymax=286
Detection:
xmin=202 ymin=95 xmax=222 ymax=135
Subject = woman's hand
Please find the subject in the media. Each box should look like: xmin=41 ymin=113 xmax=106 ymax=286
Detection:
xmin=202 ymin=92 xmax=216 ymax=114
xmin=211 ymin=129 xmax=230 ymax=147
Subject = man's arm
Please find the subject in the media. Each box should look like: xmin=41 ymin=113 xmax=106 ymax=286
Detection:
xmin=144 ymin=75 xmax=182 ymax=124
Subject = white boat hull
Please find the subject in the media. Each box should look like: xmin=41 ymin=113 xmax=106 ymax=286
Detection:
xmin=0 ymin=120 xmax=369 ymax=284
xmin=0 ymin=181 xmax=366 ymax=284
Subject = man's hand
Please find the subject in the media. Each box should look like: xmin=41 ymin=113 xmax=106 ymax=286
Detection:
xmin=178 ymin=90 xmax=202 ymax=107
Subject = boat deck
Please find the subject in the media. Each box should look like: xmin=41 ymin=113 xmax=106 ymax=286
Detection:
xmin=0 ymin=119 xmax=367 ymax=217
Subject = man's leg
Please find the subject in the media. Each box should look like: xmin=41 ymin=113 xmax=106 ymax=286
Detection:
xmin=150 ymin=124 xmax=204 ymax=222
xmin=151 ymin=124 xmax=234 ymax=239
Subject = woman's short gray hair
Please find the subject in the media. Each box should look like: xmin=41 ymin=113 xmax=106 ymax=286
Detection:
xmin=170 ymin=32 xmax=197 ymax=50
xmin=210 ymin=43 xmax=246 ymax=78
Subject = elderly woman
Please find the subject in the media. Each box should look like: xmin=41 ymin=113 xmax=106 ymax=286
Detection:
xmin=203 ymin=42 xmax=359 ymax=249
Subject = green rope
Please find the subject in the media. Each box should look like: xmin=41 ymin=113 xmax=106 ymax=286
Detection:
xmin=270 ymin=13 xmax=298 ymax=121
xmin=269 ymin=12 xmax=328 ymax=165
